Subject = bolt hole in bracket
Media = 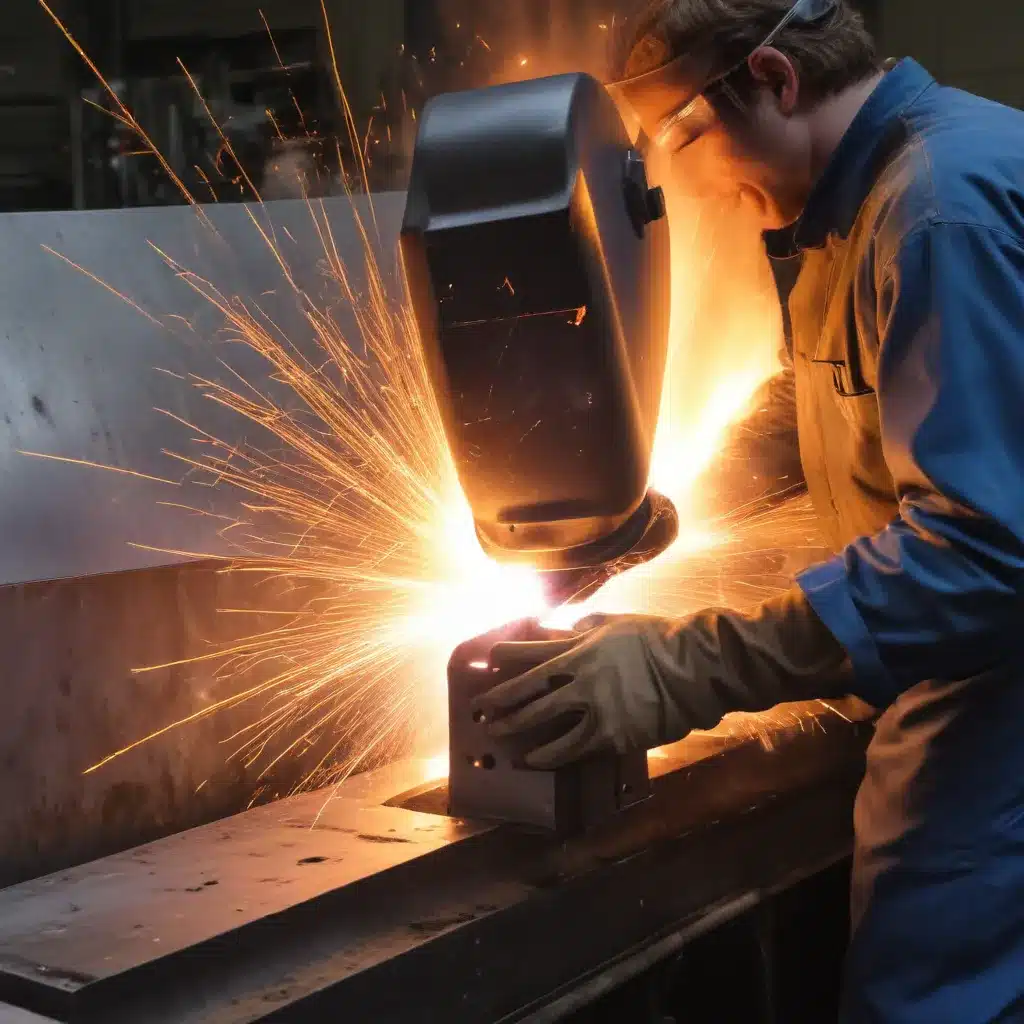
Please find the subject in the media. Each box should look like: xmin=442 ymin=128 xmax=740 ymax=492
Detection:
xmin=447 ymin=620 xmax=650 ymax=835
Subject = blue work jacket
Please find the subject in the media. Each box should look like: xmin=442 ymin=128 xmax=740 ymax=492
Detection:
xmin=756 ymin=59 xmax=1024 ymax=1022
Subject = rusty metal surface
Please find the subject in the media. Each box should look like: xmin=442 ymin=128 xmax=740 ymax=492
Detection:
xmin=0 ymin=759 xmax=485 ymax=982
xmin=0 ymin=699 xmax=873 ymax=1023
xmin=0 ymin=757 xmax=491 ymax=1020
xmin=0 ymin=560 xmax=371 ymax=889
xmin=0 ymin=191 xmax=406 ymax=587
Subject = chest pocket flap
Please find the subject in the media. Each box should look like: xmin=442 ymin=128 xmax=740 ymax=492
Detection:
xmin=812 ymin=260 xmax=876 ymax=399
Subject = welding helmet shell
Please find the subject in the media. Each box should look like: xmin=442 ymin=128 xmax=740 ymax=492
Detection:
xmin=401 ymin=73 xmax=671 ymax=571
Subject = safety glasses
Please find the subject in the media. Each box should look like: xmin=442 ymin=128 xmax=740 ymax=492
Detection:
xmin=649 ymin=0 xmax=839 ymax=151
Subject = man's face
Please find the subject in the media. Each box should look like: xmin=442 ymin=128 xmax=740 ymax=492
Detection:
xmin=616 ymin=49 xmax=815 ymax=230
xmin=667 ymin=93 xmax=812 ymax=229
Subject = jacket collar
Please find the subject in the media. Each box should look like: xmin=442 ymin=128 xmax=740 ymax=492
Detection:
xmin=765 ymin=58 xmax=935 ymax=255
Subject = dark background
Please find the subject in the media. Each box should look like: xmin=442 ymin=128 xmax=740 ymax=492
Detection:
xmin=5 ymin=0 xmax=992 ymax=212
xmin=4 ymin=0 xmax=1021 ymax=212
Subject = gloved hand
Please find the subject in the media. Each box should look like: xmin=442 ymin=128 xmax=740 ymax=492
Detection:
xmin=472 ymin=588 xmax=850 ymax=770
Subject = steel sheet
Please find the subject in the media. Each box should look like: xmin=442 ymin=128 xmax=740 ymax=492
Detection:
xmin=0 ymin=192 xmax=406 ymax=585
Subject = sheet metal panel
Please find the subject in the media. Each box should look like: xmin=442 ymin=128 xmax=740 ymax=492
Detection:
xmin=0 ymin=191 xmax=406 ymax=585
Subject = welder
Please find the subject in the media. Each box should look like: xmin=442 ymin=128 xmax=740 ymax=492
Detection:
xmin=473 ymin=1 xmax=1024 ymax=1020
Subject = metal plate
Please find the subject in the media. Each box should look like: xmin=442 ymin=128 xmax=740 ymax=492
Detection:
xmin=0 ymin=192 xmax=406 ymax=585
xmin=0 ymin=700 xmax=872 ymax=1023
xmin=448 ymin=622 xmax=649 ymax=833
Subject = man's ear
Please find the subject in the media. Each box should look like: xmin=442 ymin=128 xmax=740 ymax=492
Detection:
xmin=747 ymin=47 xmax=800 ymax=114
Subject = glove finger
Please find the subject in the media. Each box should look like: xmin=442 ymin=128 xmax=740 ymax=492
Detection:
xmin=523 ymin=709 xmax=602 ymax=770
xmin=472 ymin=675 xmax=545 ymax=724
xmin=486 ymin=685 xmax=576 ymax=738
xmin=573 ymin=613 xmax=617 ymax=632
xmin=489 ymin=637 xmax=580 ymax=678
xmin=474 ymin=644 xmax=583 ymax=721
xmin=573 ymin=612 xmax=656 ymax=632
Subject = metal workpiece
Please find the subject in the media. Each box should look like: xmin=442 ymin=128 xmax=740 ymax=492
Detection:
xmin=447 ymin=620 xmax=650 ymax=834
xmin=0 ymin=191 xmax=406 ymax=587
xmin=0 ymin=560 xmax=358 ymax=890
xmin=0 ymin=699 xmax=872 ymax=1024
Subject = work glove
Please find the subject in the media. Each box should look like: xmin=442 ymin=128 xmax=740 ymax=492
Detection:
xmin=473 ymin=588 xmax=850 ymax=770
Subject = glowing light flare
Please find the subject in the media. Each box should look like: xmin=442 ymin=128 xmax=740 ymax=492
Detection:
xmin=648 ymin=369 xmax=766 ymax=510
xmin=421 ymin=752 xmax=450 ymax=782
xmin=646 ymin=186 xmax=782 ymax=506
xmin=385 ymin=494 xmax=549 ymax=703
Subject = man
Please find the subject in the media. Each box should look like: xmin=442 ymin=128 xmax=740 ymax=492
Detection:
xmin=473 ymin=1 xmax=1024 ymax=1020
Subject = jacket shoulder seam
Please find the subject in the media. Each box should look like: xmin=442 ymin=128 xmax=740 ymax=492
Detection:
xmin=879 ymin=217 xmax=1024 ymax=276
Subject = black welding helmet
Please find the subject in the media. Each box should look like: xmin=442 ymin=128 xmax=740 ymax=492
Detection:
xmin=400 ymin=73 xmax=672 ymax=575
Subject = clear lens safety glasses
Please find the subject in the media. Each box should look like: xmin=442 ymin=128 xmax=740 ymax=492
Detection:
xmin=653 ymin=0 xmax=839 ymax=151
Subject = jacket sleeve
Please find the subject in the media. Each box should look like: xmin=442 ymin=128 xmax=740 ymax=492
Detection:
xmin=699 ymin=349 xmax=806 ymax=519
xmin=798 ymin=221 xmax=1024 ymax=709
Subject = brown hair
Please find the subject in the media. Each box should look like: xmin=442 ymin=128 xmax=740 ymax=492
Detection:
xmin=615 ymin=0 xmax=880 ymax=106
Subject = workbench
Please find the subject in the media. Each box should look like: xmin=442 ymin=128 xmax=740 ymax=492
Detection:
xmin=0 ymin=700 xmax=872 ymax=1023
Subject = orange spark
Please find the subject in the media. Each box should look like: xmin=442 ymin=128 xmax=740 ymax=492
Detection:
xmin=363 ymin=114 xmax=375 ymax=159
xmin=18 ymin=451 xmax=178 ymax=486
xmin=266 ymin=108 xmax=285 ymax=141
xmin=291 ymin=94 xmax=310 ymax=136
xmin=319 ymin=0 xmax=378 ymax=237
xmin=179 ymin=59 xmax=262 ymax=202
xmin=41 ymin=245 xmax=164 ymax=325
xmin=193 ymin=164 xmax=217 ymax=201
xmin=259 ymin=9 xmax=287 ymax=70
xmin=36 ymin=1 xmax=214 ymax=230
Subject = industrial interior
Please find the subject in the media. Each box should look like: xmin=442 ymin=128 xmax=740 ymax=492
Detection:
xmin=0 ymin=0 xmax=1015 ymax=1021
